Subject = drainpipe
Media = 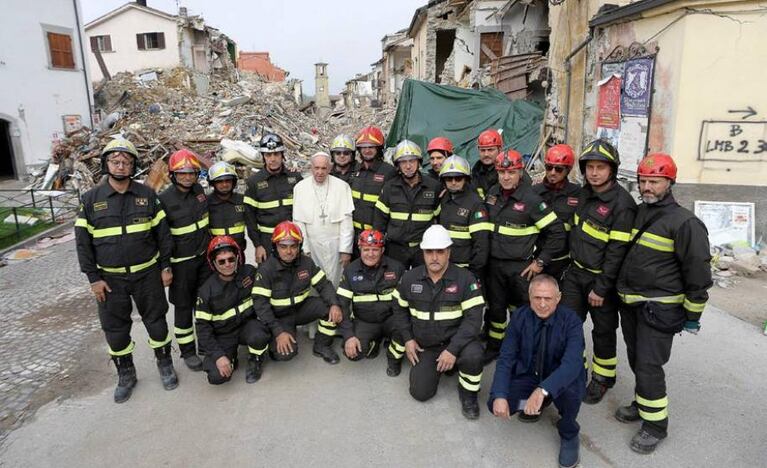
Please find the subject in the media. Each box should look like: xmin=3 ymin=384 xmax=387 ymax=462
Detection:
xmin=562 ymin=30 xmax=593 ymax=142
xmin=73 ymin=0 xmax=95 ymax=128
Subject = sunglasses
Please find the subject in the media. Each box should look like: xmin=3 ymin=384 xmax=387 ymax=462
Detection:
xmin=443 ymin=176 xmax=465 ymax=182
xmin=216 ymin=257 xmax=237 ymax=266
xmin=545 ymin=165 xmax=567 ymax=173
xmin=333 ymin=151 xmax=353 ymax=156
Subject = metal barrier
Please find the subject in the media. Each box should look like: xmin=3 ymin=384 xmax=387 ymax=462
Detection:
xmin=0 ymin=189 xmax=81 ymax=247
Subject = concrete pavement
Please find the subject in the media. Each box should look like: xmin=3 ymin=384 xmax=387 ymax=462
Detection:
xmin=1 ymin=299 xmax=765 ymax=467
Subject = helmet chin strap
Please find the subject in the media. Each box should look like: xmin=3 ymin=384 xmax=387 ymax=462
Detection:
xmin=110 ymin=173 xmax=130 ymax=181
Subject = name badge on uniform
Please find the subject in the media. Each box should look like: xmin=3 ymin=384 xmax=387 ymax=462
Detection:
xmin=135 ymin=197 xmax=148 ymax=206
xmin=257 ymin=181 xmax=268 ymax=189
xmin=384 ymin=271 xmax=397 ymax=281
xmin=456 ymin=208 xmax=469 ymax=218
xmin=93 ymin=201 xmax=108 ymax=211
xmin=596 ymin=204 xmax=611 ymax=217
xmin=445 ymin=283 xmax=458 ymax=294
xmin=373 ymin=174 xmax=385 ymax=182
xmin=297 ymin=270 xmax=310 ymax=280
xmin=513 ymin=202 xmax=526 ymax=212
xmin=410 ymin=284 xmax=423 ymax=294
xmin=567 ymin=197 xmax=579 ymax=207
xmin=235 ymin=205 xmax=245 ymax=212
xmin=423 ymin=191 xmax=435 ymax=199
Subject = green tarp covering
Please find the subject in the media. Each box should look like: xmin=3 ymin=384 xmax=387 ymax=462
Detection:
xmin=386 ymin=79 xmax=544 ymax=166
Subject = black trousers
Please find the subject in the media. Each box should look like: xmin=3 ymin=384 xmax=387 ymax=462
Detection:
xmin=409 ymin=340 xmax=484 ymax=402
xmin=620 ymin=303 xmax=675 ymax=438
xmin=561 ymin=265 xmax=620 ymax=385
xmin=203 ymin=318 xmax=268 ymax=385
xmin=169 ymin=255 xmax=211 ymax=355
xmin=543 ymin=256 xmax=570 ymax=282
xmin=346 ymin=316 xmax=403 ymax=361
xmin=97 ymin=267 xmax=170 ymax=356
xmin=485 ymin=258 xmax=529 ymax=350
xmin=251 ymin=297 xmax=334 ymax=361
xmin=386 ymin=242 xmax=424 ymax=270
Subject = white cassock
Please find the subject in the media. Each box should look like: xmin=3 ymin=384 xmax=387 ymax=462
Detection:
xmin=292 ymin=175 xmax=355 ymax=287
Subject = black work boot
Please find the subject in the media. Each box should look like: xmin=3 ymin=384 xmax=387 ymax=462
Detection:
xmin=180 ymin=343 xmax=203 ymax=372
xmin=112 ymin=355 xmax=137 ymax=404
xmin=386 ymin=356 xmax=402 ymax=377
xmin=312 ymin=337 xmax=340 ymax=365
xmin=483 ymin=343 xmax=500 ymax=366
xmin=615 ymin=401 xmax=641 ymax=423
xmin=154 ymin=345 xmax=179 ymax=391
xmin=458 ymin=387 xmax=480 ymax=420
xmin=583 ymin=378 xmax=609 ymax=404
xmin=630 ymin=428 xmax=664 ymax=454
xmin=245 ymin=355 xmax=263 ymax=384
xmin=366 ymin=340 xmax=381 ymax=359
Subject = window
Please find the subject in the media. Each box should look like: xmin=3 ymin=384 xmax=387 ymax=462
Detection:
xmin=47 ymin=32 xmax=75 ymax=69
xmin=480 ymin=32 xmax=504 ymax=67
xmin=90 ymin=35 xmax=113 ymax=53
xmin=136 ymin=32 xmax=165 ymax=50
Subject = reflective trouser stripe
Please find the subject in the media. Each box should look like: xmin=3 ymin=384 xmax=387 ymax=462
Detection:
xmin=175 ymin=326 xmax=195 ymax=344
xmin=248 ymin=345 xmax=268 ymax=356
xmin=592 ymin=355 xmax=617 ymax=378
xmin=148 ymin=333 xmax=172 ymax=349
xmin=317 ymin=320 xmax=337 ymax=336
xmin=109 ymin=341 xmax=135 ymax=357
xmin=388 ymin=340 xmax=405 ymax=359
xmin=366 ymin=340 xmax=378 ymax=357
xmin=458 ymin=371 xmax=482 ymax=392
xmin=488 ymin=320 xmax=508 ymax=340
xmin=637 ymin=394 xmax=669 ymax=421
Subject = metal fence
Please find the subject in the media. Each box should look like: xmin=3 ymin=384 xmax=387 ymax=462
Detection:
xmin=0 ymin=189 xmax=81 ymax=247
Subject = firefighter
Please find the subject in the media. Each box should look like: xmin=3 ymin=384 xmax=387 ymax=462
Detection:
xmin=349 ymin=126 xmax=396 ymax=246
xmin=560 ymin=139 xmax=636 ymax=405
xmin=373 ymin=139 xmax=441 ymax=269
xmin=483 ymin=150 xmax=566 ymax=364
xmin=437 ymin=155 xmax=491 ymax=277
xmin=532 ymin=144 xmax=582 ymax=280
xmin=615 ymin=153 xmax=712 ymax=454
xmin=195 ymin=236 xmax=267 ymax=385
xmin=329 ymin=134 xmax=358 ymax=184
xmin=159 ymin=148 xmax=211 ymax=371
xmin=471 ymin=129 xmax=503 ymax=199
xmin=207 ymin=161 xmax=249 ymax=252
xmin=393 ymin=225 xmax=485 ymax=419
xmin=244 ymin=132 xmax=302 ymax=264
xmin=75 ymin=138 xmax=178 ymax=403
xmin=425 ymin=136 xmax=454 ymax=182
xmin=337 ymin=229 xmax=406 ymax=376
xmin=250 ymin=221 xmax=342 ymax=366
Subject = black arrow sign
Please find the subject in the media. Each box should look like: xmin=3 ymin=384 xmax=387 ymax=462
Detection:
xmin=728 ymin=106 xmax=758 ymax=120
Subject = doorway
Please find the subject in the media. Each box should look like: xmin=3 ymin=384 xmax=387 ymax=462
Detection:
xmin=0 ymin=119 xmax=16 ymax=179
xmin=435 ymin=29 xmax=456 ymax=83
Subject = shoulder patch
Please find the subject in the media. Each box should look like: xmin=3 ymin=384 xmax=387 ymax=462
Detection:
xmin=469 ymin=282 xmax=480 ymax=291
xmin=596 ymin=204 xmax=611 ymax=217
xmin=445 ymin=283 xmax=458 ymax=294
xmin=384 ymin=271 xmax=397 ymax=281
xmin=539 ymin=202 xmax=548 ymax=212
xmin=474 ymin=209 xmax=488 ymax=219
xmin=567 ymin=197 xmax=579 ymax=207
xmin=513 ymin=202 xmax=526 ymax=212
xmin=373 ymin=173 xmax=385 ymax=182
xmin=297 ymin=269 xmax=310 ymax=280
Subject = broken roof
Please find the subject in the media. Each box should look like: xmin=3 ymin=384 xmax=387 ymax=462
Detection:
xmin=589 ymin=0 xmax=676 ymax=28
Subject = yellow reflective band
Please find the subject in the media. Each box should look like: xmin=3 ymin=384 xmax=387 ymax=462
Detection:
xmin=573 ymin=259 xmax=602 ymax=274
xmin=98 ymin=253 xmax=159 ymax=274
xmin=489 ymin=320 xmax=508 ymax=330
xmin=249 ymin=345 xmax=268 ymax=356
xmin=362 ymin=193 xmax=378 ymax=202
xmin=148 ymin=333 xmax=172 ymax=349
xmin=552 ymin=253 xmax=571 ymax=261
xmin=196 ymin=298 xmax=253 ymax=322
xmin=195 ymin=310 xmax=213 ymax=321
xmin=535 ymin=212 xmax=557 ymax=230
xmin=283 ymin=199 xmax=293 ymax=206
xmin=581 ymin=221 xmax=609 ymax=243
xmin=210 ymin=225 xmax=246 ymax=235
xmin=636 ymin=394 xmax=669 ymax=408
xmin=619 ymin=293 xmax=685 ymax=305
xmin=683 ymin=298 xmax=706 ymax=313
xmin=638 ymin=408 xmax=669 ymax=422
xmin=108 ymin=341 xmax=135 ymax=357
xmin=244 ymin=196 xmax=257 ymax=208
xmin=351 ymin=190 xmax=362 ymax=199
xmin=75 ymin=217 xmax=90 ymax=229
xmin=91 ymin=226 xmax=123 ymax=238
xmin=461 ymin=295 xmax=485 ymax=310
xmin=408 ymin=241 xmax=420 ymax=247
xmin=598 ymin=145 xmax=616 ymax=161
xmin=388 ymin=344 xmax=404 ymax=359
xmin=311 ymin=270 xmax=326 ymax=286
xmin=337 ymin=287 xmax=354 ymax=299
xmin=593 ymin=356 xmax=617 ymax=366
xmin=433 ymin=205 xmax=441 ymax=217
xmin=170 ymin=215 xmax=209 ymax=236
xmin=455 ymin=263 xmax=469 ymax=268
xmin=609 ymin=230 xmax=631 ymax=242
xmin=317 ymin=320 xmax=337 ymax=336
xmin=488 ymin=330 xmax=505 ymax=340
xmin=353 ymin=293 xmax=393 ymax=303
xmin=634 ymin=230 xmax=675 ymax=252
xmin=574 ymin=213 xmax=580 ymax=224
xmin=152 ymin=210 xmax=166 ymax=227
xmin=497 ymin=224 xmax=539 ymax=236
xmin=389 ymin=340 xmax=406 ymax=352
xmin=375 ymin=200 xmax=390 ymax=214
xmin=171 ymin=254 xmax=198 ymax=264
xmin=409 ymin=308 xmax=463 ymax=321
xmin=458 ymin=372 xmax=482 ymax=391
xmin=177 ymin=334 xmax=195 ymax=344
xmin=469 ymin=222 xmax=493 ymax=233
xmin=564 ymin=222 xmax=571 ymax=232
xmin=458 ymin=371 xmax=482 ymax=384
xmin=258 ymin=200 xmax=279 ymax=209
xmin=125 ymin=221 xmax=152 ymax=234
xmin=392 ymin=289 xmax=409 ymax=307
xmin=477 ymin=188 xmax=485 ymax=198
xmin=174 ymin=326 xmax=193 ymax=335
xmin=448 ymin=230 xmax=471 ymax=239
xmin=592 ymin=362 xmax=617 ymax=378
xmin=269 ymin=289 xmax=310 ymax=307
xmin=352 ymin=221 xmax=373 ymax=231
xmin=390 ymin=212 xmax=408 ymax=220
xmin=257 ymin=224 xmax=275 ymax=234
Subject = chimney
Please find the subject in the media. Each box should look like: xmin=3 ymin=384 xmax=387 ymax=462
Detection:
xmin=179 ymin=6 xmax=188 ymax=17
xmin=136 ymin=0 xmax=147 ymax=6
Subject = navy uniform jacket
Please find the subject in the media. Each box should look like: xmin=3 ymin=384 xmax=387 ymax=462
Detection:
xmin=488 ymin=304 xmax=586 ymax=401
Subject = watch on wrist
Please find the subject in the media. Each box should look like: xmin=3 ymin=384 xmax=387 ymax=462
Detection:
xmin=535 ymin=258 xmax=545 ymax=268
xmin=539 ymin=387 xmax=549 ymax=397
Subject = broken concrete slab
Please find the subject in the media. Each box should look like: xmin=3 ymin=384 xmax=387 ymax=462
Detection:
xmin=221 ymin=96 xmax=250 ymax=107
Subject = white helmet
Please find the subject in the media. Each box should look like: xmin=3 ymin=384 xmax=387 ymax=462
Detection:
xmin=420 ymin=225 xmax=453 ymax=250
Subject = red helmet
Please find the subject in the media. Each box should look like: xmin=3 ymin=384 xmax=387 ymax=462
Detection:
xmin=168 ymin=149 xmax=201 ymax=174
xmin=358 ymin=229 xmax=385 ymax=249
xmin=271 ymin=221 xmax=303 ymax=245
xmin=544 ymin=144 xmax=575 ymax=167
xmin=638 ymin=153 xmax=677 ymax=182
xmin=356 ymin=126 xmax=385 ymax=148
xmin=427 ymin=137 xmax=454 ymax=155
xmin=495 ymin=150 xmax=523 ymax=171
xmin=478 ymin=129 xmax=503 ymax=148
xmin=206 ymin=235 xmax=242 ymax=271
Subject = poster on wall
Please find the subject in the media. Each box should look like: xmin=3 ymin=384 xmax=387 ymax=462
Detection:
xmin=617 ymin=116 xmax=649 ymax=174
xmin=621 ymin=58 xmax=654 ymax=117
xmin=596 ymin=74 xmax=622 ymax=129
xmin=601 ymin=62 xmax=625 ymax=79
xmin=694 ymin=201 xmax=755 ymax=247
xmin=62 ymin=115 xmax=83 ymax=134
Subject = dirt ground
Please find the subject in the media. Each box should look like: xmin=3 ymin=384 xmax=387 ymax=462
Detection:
xmin=707 ymin=271 xmax=767 ymax=331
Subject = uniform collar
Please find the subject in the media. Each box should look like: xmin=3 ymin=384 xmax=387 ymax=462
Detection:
xmin=584 ymin=182 xmax=618 ymax=202
xmin=418 ymin=263 xmax=458 ymax=282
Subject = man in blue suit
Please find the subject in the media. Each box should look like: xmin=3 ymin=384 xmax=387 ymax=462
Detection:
xmin=488 ymin=274 xmax=586 ymax=468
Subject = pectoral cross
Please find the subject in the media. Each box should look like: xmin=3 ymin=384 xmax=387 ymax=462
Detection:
xmin=319 ymin=209 xmax=328 ymax=224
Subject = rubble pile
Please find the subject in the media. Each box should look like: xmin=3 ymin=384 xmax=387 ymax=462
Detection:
xmin=710 ymin=241 xmax=767 ymax=288
xmin=35 ymin=68 xmax=394 ymax=192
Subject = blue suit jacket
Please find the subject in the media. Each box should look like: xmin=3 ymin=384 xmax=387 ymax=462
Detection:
xmin=489 ymin=304 xmax=586 ymax=401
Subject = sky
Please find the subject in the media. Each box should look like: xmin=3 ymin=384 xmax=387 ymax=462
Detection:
xmin=81 ymin=0 xmax=421 ymax=95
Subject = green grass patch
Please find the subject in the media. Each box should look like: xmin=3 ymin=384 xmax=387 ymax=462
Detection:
xmin=0 ymin=208 xmax=56 ymax=250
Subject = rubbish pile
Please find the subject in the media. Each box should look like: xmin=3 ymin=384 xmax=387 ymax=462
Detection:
xmin=710 ymin=240 xmax=766 ymax=288
xmin=32 ymin=67 xmax=395 ymax=192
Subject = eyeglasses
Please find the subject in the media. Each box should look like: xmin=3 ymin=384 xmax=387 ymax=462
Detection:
xmin=216 ymin=257 xmax=237 ymax=266
xmin=545 ymin=165 xmax=567 ymax=173
xmin=107 ymin=159 xmax=134 ymax=168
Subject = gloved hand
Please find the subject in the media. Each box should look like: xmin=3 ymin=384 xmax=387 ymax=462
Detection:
xmin=683 ymin=320 xmax=701 ymax=335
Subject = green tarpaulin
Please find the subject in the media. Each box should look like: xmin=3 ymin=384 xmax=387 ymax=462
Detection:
xmin=386 ymin=79 xmax=544 ymax=166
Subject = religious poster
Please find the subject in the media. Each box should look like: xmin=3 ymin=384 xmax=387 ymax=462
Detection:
xmin=621 ymin=58 xmax=654 ymax=117
xmin=596 ymin=74 xmax=622 ymax=129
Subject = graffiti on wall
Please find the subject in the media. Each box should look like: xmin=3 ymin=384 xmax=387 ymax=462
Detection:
xmin=698 ymin=109 xmax=767 ymax=162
